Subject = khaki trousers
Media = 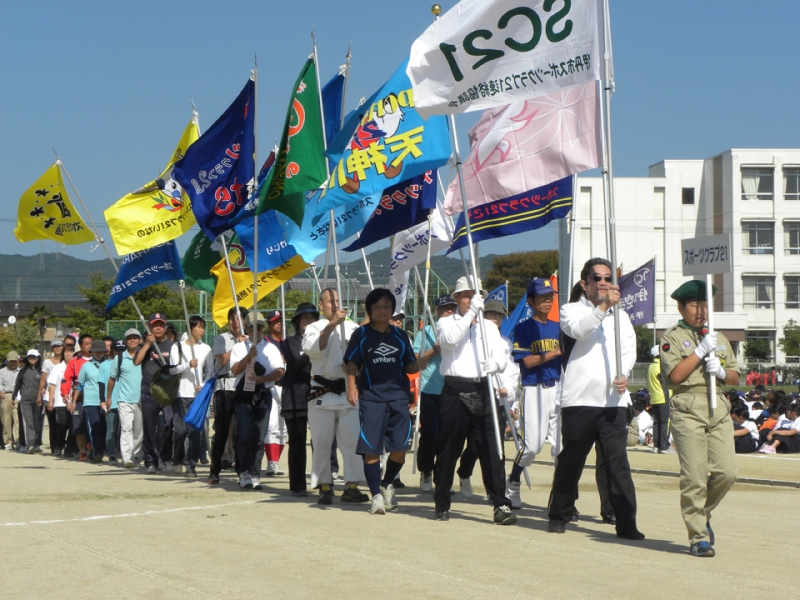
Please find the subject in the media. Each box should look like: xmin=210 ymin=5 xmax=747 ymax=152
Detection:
xmin=670 ymin=392 xmax=736 ymax=544
xmin=1 ymin=396 xmax=18 ymax=447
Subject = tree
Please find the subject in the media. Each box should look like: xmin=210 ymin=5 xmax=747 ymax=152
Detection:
xmin=485 ymin=250 xmax=559 ymax=304
xmin=778 ymin=319 xmax=800 ymax=358
xmin=744 ymin=339 xmax=771 ymax=362
xmin=0 ymin=321 xmax=41 ymax=359
xmin=633 ymin=326 xmax=656 ymax=363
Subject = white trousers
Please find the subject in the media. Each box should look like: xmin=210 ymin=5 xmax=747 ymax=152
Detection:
xmin=512 ymin=384 xmax=560 ymax=468
xmin=118 ymin=402 xmax=143 ymax=464
xmin=264 ymin=391 xmax=287 ymax=445
xmin=307 ymin=399 xmax=364 ymax=488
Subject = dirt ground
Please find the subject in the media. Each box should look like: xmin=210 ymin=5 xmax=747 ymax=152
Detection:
xmin=1 ymin=442 xmax=797 ymax=600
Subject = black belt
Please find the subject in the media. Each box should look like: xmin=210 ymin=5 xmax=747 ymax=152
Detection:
xmin=444 ymin=376 xmax=489 ymax=393
xmin=538 ymin=380 xmax=557 ymax=388
xmin=218 ymin=374 xmax=233 ymax=379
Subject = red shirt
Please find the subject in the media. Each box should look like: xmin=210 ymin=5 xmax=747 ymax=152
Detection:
xmin=60 ymin=355 xmax=91 ymax=401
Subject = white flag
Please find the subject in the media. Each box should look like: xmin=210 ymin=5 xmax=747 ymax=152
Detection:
xmin=407 ymin=0 xmax=605 ymax=118
xmin=388 ymin=203 xmax=452 ymax=309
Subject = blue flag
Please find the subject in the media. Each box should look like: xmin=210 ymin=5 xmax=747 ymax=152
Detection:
xmin=448 ymin=177 xmax=573 ymax=254
xmin=342 ymin=170 xmax=438 ymax=252
xmin=233 ymin=209 xmax=299 ymax=273
xmin=618 ymin=259 xmax=655 ymax=326
xmin=280 ymin=187 xmax=376 ymax=264
xmin=322 ymin=69 xmax=345 ymax=148
xmin=487 ymin=283 xmax=508 ymax=311
xmin=173 ymin=79 xmax=256 ymax=240
xmin=500 ymin=296 xmax=533 ymax=342
xmin=316 ymin=57 xmax=450 ymax=215
xmin=106 ymin=241 xmax=185 ymax=311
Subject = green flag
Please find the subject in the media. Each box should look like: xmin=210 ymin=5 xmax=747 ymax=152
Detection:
xmin=257 ymin=57 xmax=326 ymax=226
xmin=181 ymin=231 xmax=222 ymax=294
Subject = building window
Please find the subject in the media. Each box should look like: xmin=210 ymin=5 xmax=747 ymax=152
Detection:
xmin=741 ymin=167 xmax=773 ymax=200
xmin=681 ymin=187 xmax=695 ymax=205
xmin=785 ymin=168 xmax=800 ymax=200
xmin=744 ymin=330 xmax=775 ymax=361
xmin=743 ymin=276 xmax=774 ymax=309
xmin=786 ymin=276 xmax=800 ymax=309
xmin=741 ymin=221 xmax=774 ymax=254
xmin=785 ymin=222 xmax=800 ymax=255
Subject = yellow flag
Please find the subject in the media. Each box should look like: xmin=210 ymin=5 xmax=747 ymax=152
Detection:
xmin=14 ymin=163 xmax=95 ymax=245
xmin=105 ymin=118 xmax=200 ymax=255
xmin=210 ymin=254 xmax=308 ymax=327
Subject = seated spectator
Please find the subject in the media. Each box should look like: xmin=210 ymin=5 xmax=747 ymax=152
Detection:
xmin=632 ymin=400 xmax=653 ymax=446
xmin=758 ymin=404 xmax=800 ymax=454
xmin=748 ymin=401 xmax=763 ymax=421
xmin=730 ymin=405 xmax=758 ymax=454
xmin=757 ymin=403 xmax=786 ymax=447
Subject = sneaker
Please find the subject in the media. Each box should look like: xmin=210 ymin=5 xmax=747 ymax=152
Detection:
xmin=78 ymin=453 xmax=88 ymax=461
xmin=157 ymin=460 xmax=166 ymax=471
xmin=265 ymin=461 xmax=277 ymax=477
xmin=548 ymin=519 xmax=566 ymax=533
xmin=759 ymin=445 xmax=777 ymax=454
xmin=392 ymin=478 xmax=406 ymax=489
xmin=493 ymin=505 xmax=517 ymax=525
xmin=707 ymin=520 xmax=715 ymax=546
xmin=571 ymin=507 xmax=580 ymax=522
xmin=602 ymin=514 xmax=617 ymax=526
xmin=123 ymin=461 xmax=134 ymax=469
xmin=172 ymin=464 xmax=184 ymax=475
xmin=239 ymin=472 xmax=253 ymax=489
xmin=331 ymin=471 xmax=342 ymax=481
xmin=199 ymin=457 xmax=209 ymax=465
xmin=690 ymin=541 xmax=715 ymax=557
xmin=369 ymin=494 xmax=386 ymax=515
xmin=291 ymin=490 xmax=308 ymax=497
xmin=207 ymin=474 xmax=220 ymax=485
xmin=659 ymin=447 xmax=677 ymax=455
xmin=318 ymin=486 xmax=333 ymax=505
xmin=459 ymin=477 xmax=473 ymax=499
xmin=381 ymin=483 xmax=397 ymax=511
xmin=340 ymin=486 xmax=369 ymax=503
xmin=251 ymin=473 xmax=262 ymax=490
xmin=221 ymin=459 xmax=232 ymax=470
xmin=108 ymin=456 xmax=117 ymax=464
xmin=420 ymin=472 xmax=433 ymax=493
xmin=146 ymin=465 xmax=156 ymax=474
xmin=27 ymin=446 xmax=35 ymax=454
xmin=274 ymin=464 xmax=285 ymax=476
xmin=34 ymin=446 xmax=43 ymax=453
xmin=506 ymin=477 xmax=521 ymax=509
xmin=616 ymin=529 xmax=646 ymax=541
xmin=434 ymin=510 xmax=450 ymax=521
xmin=187 ymin=465 xmax=198 ymax=478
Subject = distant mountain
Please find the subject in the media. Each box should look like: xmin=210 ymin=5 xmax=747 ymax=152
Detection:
xmin=0 ymin=253 xmax=116 ymax=301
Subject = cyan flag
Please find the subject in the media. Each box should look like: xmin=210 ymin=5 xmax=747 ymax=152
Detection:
xmin=106 ymin=241 xmax=185 ymax=312
xmin=232 ymin=209 xmax=298 ymax=273
xmin=487 ymin=283 xmax=508 ymax=311
xmin=500 ymin=296 xmax=533 ymax=342
xmin=173 ymin=79 xmax=256 ymax=240
xmin=315 ymin=57 xmax=450 ymax=215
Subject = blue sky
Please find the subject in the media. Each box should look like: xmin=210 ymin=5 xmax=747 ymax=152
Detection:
xmin=2 ymin=0 xmax=799 ymax=264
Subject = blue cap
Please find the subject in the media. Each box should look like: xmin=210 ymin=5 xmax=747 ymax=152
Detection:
xmin=527 ymin=278 xmax=554 ymax=296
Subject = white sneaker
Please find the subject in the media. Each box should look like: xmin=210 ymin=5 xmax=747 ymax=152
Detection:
xmin=239 ymin=472 xmax=253 ymax=489
xmin=157 ymin=460 xmax=165 ymax=471
xmin=420 ymin=472 xmax=433 ymax=493
xmin=506 ymin=477 xmax=521 ymax=509
xmin=265 ymin=461 xmax=277 ymax=477
xmin=251 ymin=473 xmax=262 ymax=490
xmin=172 ymin=464 xmax=184 ymax=475
xmin=382 ymin=483 xmax=397 ymax=511
xmin=146 ymin=465 xmax=156 ymax=474
xmin=369 ymin=493 xmax=386 ymax=515
xmin=123 ymin=461 xmax=134 ymax=469
xmin=275 ymin=464 xmax=285 ymax=475
xmin=459 ymin=477 xmax=473 ymax=499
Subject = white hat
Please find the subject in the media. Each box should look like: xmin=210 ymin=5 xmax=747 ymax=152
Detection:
xmin=451 ymin=276 xmax=488 ymax=299
xmin=650 ymin=345 xmax=659 ymax=358
xmin=26 ymin=349 xmax=40 ymax=357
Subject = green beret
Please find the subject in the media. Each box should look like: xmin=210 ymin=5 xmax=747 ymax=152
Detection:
xmin=670 ymin=280 xmax=717 ymax=302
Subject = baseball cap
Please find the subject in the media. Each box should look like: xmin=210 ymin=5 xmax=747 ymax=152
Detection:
xmin=391 ymin=312 xmax=406 ymax=320
xmin=113 ymin=339 xmax=126 ymax=352
xmin=267 ymin=309 xmax=282 ymax=323
xmin=527 ymin=278 xmax=554 ymax=296
xmin=26 ymin=349 xmax=40 ymax=358
xmin=124 ymin=328 xmax=142 ymax=339
xmin=148 ymin=312 xmax=167 ymax=324
xmin=650 ymin=345 xmax=659 ymax=358
xmin=245 ymin=311 xmax=266 ymax=327
xmin=435 ymin=294 xmax=457 ymax=309
xmin=90 ymin=340 xmax=107 ymax=354
xmin=50 ymin=339 xmax=64 ymax=347
xmin=6 ymin=351 xmax=19 ymax=361
xmin=484 ymin=299 xmax=507 ymax=316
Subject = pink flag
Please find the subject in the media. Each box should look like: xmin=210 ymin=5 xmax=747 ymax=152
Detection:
xmin=444 ymin=81 xmax=602 ymax=216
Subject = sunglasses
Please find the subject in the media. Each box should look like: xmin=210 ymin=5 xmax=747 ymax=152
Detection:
xmin=590 ymin=275 xmax=613 ymax=283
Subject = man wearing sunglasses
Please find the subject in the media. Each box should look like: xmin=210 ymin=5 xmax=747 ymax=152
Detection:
xmin=547 ymin=258 xmax=644 ymax=541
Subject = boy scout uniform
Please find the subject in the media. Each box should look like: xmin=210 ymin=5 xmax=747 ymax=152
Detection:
xmin=660 ymin=282 xmax=739 ymax=547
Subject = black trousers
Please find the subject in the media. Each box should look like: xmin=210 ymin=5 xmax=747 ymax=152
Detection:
xmin=141 ymin=393 xmax=173 ymax=468
xmin=548 ymin=406 xmax=638 ymax=535
xmin=593 ymin=444 xmax=614 ymax=518
xmin=651 ymin=403 xmax=670 ymax=451
xmin=235 ymin=399 xmax=270 ymax=475
xmin=49 ymin=408 xmax=68 ymax=453
xmin=210 ymin=390 xmax=238 ymax=477
xmin=433 ymin=381 xmax=510 ymax=513
xmin=284 ymin=412 xmax=308 ymax=492
xmin=417 ymin=392 xmax=441 ymax=475
xmin=172 ymin=397 xmax=201 ymax=467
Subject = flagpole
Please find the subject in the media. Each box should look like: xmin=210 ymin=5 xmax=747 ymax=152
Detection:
xmin=251 ymin=61 xmax=260 ymax=345
xmin=599 ymin=1 xmax=623 ymax=381
xmin=309 ymin=261 xmax=322 ymax=294
xmin=218 ymin=234 xmax=245 ymax=332
xmin=178 ymin=280 xmax=199 ymax=383
xmin=432 ymin=7 xmax=503 ymax=459
xmin=313 ymin=30 xmax=346 ymax=355
xmin=356 ymin=234 xmax=375 ymax=290
xmin=51 ymin=149 xmax=162 ymax=362
xmin=652 ymin=254 xmax=657 ymax=346
xmin=280 ymin=283 xmax=286 ymax=340
xmin=567 ymin=174 xmax=579 ymax=295
xmin=438 ymin=173 xmax=470 ymax=278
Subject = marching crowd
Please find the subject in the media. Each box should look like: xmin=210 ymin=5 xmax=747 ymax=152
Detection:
xmin=2 ymin=258 xmax=799 ymax=558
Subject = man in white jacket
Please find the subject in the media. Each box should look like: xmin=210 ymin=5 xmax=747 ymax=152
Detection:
xmin=546 ymin=258 xmax=644 ymax=541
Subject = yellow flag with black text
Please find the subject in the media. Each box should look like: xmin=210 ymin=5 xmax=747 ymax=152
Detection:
xmin=14 ymin=163 xmax=95 ymax=245
xmin=105 ymin=118 xmax=200 ymax=255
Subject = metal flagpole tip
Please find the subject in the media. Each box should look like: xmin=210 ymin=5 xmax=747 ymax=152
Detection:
xmin=431 ymin=4 xmax=441 ymax=16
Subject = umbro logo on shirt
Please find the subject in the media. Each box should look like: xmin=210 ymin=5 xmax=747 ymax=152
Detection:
xmin=373 ymin=343 xmax=398 ymax=362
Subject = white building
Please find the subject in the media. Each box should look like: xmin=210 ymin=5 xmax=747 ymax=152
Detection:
xmin=559 ymin=149 xmax=800 ymax=363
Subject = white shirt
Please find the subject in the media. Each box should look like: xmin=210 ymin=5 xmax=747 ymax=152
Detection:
xmin=169 ymin=340 xmax=213 ymax=398
xmin=559 ymin=296 xmax=636 ymax=409
xmin=302 ymin=319 xmax=358 ymax=380
xmin=636 ymin=410 xmax=653 ymax=435
xmin=229 ymin=338 xmax=284 ymax=388
xmin=436 ymin=311 xmax=507 ymax=379
xmin=498 ymin=337 xmax=520 ymax=397
xmin=213 ymin=332 xmax=239 ymax=392
xmin=790 ymin=416 xmax=800 ymax=432
xmin=741 ymin=420 xmax=759 ymax=441
xmin=41 ymin=358 xmax=55 ymax=401
xmin=47 ymin=362 xmax=68 ymax=408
